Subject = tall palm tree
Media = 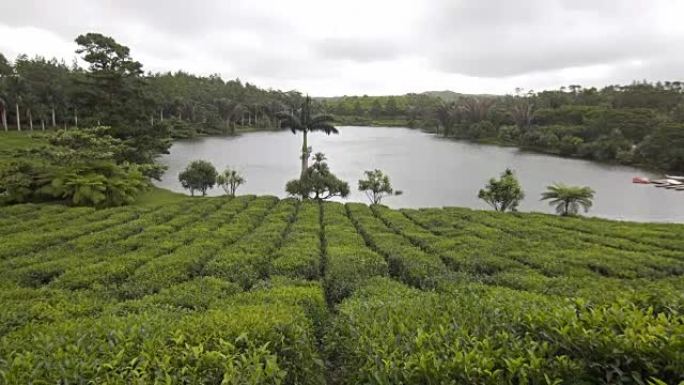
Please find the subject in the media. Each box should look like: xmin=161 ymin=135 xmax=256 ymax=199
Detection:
xmin=541 ymin=183 xmax=595 ymax=216
xmin=460 ymin=97 xmax=495 ymax=123
xmin=276 ymin=96 xmax=337 ymax=178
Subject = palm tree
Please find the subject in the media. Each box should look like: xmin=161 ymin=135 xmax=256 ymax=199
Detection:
xmin=460 ymin=97 xmax=495 ymax=123
xmin=276 ymin=96 xmax=337 ymax=178
xmin=541 ymin=183 xmax=595 ymax=216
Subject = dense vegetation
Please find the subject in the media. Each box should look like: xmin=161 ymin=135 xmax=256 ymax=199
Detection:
xmin=0 ymin=128 xmax=164 ymax=206
xmin=323 ymin=85 xmax=684 ymax=172
xmin=1 ymin=196 xmax=682 ymax=383
xmin=0 ymin=33 xmax=310 ymax=140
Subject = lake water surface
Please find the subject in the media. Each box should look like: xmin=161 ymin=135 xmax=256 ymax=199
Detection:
xmin=157 ymin=126 xmax=684 ymax=223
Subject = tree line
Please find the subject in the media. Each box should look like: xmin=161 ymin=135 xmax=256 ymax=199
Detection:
xmin=0 ymin=33 xmax=312 ymax=138
xmin=325 ymin=85 xmax=684 ymax=172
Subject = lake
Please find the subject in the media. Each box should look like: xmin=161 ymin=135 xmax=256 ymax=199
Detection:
xmin=156 ymin=126 xmax=684 ymax=223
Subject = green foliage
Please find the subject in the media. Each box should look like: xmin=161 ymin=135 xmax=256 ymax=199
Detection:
xmin=358 ymin=169 xmax=401 ymax=204
xmin=346 ymin=203 xmax=447 ymax=289
xmin=322 ymin=85 xmax=684 ymax=173
xmin=0 ymin=129 xmax=152 ymax=206
xmin=541 ymin=183 xmax=596 ymax=216
xmin=322 ymin=202 xmax=388 ymax=303
xmin=286 ymin=153 xmax=350 ymax=200
xmin=48 ymin=161 xmax=148 ymax=207
xmin=271 ymin=203 xmax=321 ymax=280
xmin=1 ymin=194 xmax=683 ymax=383
xmin=178 ymin=160 xmax=218 ymax=196
xmin=0 ymin=159 xmax=52 ymax=203
xmin=217 ymin=167 xmax=246 ymax=197
xmin=1 ymin=306 xmax=321 ymax=384
xmin=478 ymin=168 xmax=525 ymax=212
xmin=328 ymin=278 xmax=684 ymax=385
xmin=637 ymin=123 xmax=684 ymax=172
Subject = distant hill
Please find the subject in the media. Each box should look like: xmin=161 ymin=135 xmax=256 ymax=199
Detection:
xmin=420 ymin=90 xmax=499 ymax=101
xmin=317 ymin=90 xmax=499 ymax=102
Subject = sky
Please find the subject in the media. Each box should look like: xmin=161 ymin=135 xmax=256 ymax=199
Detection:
xmin=0 ymin=0 xmax=682 ymax=96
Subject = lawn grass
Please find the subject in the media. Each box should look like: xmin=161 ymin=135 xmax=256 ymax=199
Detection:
xmin=0 ymin=130 xmax=48 ymax=157
xmin=132 ymin=186 xmax=188 ymax=206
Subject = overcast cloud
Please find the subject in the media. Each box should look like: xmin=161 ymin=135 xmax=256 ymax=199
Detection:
xmin=0 ymin=0 xmax=682 ymax=96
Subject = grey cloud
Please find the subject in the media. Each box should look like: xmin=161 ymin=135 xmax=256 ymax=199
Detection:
xmin=0 ymin=0 xmax=101 ymax=39
xmin=421 ymin=0 xmax=683 ymax=77
xmin=0 ymin=0 xmax=682 ymax=95
xmin=313 ymin=38 xmax=404 ymax=62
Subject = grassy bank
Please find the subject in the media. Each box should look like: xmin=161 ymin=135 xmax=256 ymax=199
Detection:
xmin=0 ymin=196 xmax=682 ymax=383
xmin=0 ymin=130 xmax=48 ymax=158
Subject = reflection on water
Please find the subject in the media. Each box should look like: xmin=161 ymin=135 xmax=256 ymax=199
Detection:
xmin=156 ymin=126 xmax=684 ymax=223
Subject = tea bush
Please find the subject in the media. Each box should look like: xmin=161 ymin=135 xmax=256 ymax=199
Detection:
xmin=322 ymin=202 xmax=388 ymax=303
xmin=1 ymin=195 xmax=683 ymax=383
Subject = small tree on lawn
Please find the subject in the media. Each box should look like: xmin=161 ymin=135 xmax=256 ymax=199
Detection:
xmin=358 ymin=169 xmax=402 ymax=204
xmin=286 ymin=152 xmax=349 ymax=200
xmin=217 ymin=168 xmax=245 ymax=197
xmin=178 ymin=160 xmax=217 ymax=196
xmin=478 ymin=168 xmax=524 ymax=212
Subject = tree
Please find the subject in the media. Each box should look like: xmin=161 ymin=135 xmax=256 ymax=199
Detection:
xmin=178 ymin=160 xmax=217 ymax=196
xmin=358 ymin=169 xmax=402 ymax=204
xmin=478 ymin=169 xmax=525 ymax=212
xmin=637 ymin=123 xmax=684 ymax=172
xmin=509 ymin=96 xmax=535 ymax=130
xmin=0 ymin=53 xmax=11 ymax=131
xmin=353 ymin=100 xmax=364 ymax=116
xmin=276 ymin=96 xmax=338 ymax=178
xmin=369 ymin=99 xmax=383 ymax=119
xmin=461 ymin=97 xmax=495 ymax=123
xmin=216 ymin=98 xmax=245 ymax=134
xmin=285 ymin=152 xmax=349 ymax=200
xmin=0 ymin=97 xmax=6 ymax=131
xmin=75 ymin=32 xmax=146 ymax=127
xmin=541 ymin=183 xmax=595 ymax=216
xmin=434 ymin=101 xmax=457 ymax=136
xmin=216 ymin=168 xmax=245 ymax=197
xmin=384 ymin=96 xmax=400 ymax=116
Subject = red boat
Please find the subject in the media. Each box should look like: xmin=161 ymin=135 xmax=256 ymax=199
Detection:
xmin=632 ymin=176 xmax=651 ymax=184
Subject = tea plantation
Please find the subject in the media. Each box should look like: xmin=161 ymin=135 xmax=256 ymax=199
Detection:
xmin=1 ymin=195 xmax=683 ymax=384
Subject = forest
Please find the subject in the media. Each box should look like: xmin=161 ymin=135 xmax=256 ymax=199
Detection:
xmin=0 ymin=33 xmax=306 ymax=139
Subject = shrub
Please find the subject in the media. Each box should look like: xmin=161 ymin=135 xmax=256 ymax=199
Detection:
xmin=178 ymin=160 xmax=218 ymax=196
xmin=477 ymin=168 xmax=525 ymax=212
xmin=216 ymin=167 xmax=246 ymax=197
xmin=358 ymin=169 xmax=401 ymax=204
xmin=285 ymin=153 xmax=349 ymax=200
xmin=0 ymin=306 xmax=324 ymax=385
